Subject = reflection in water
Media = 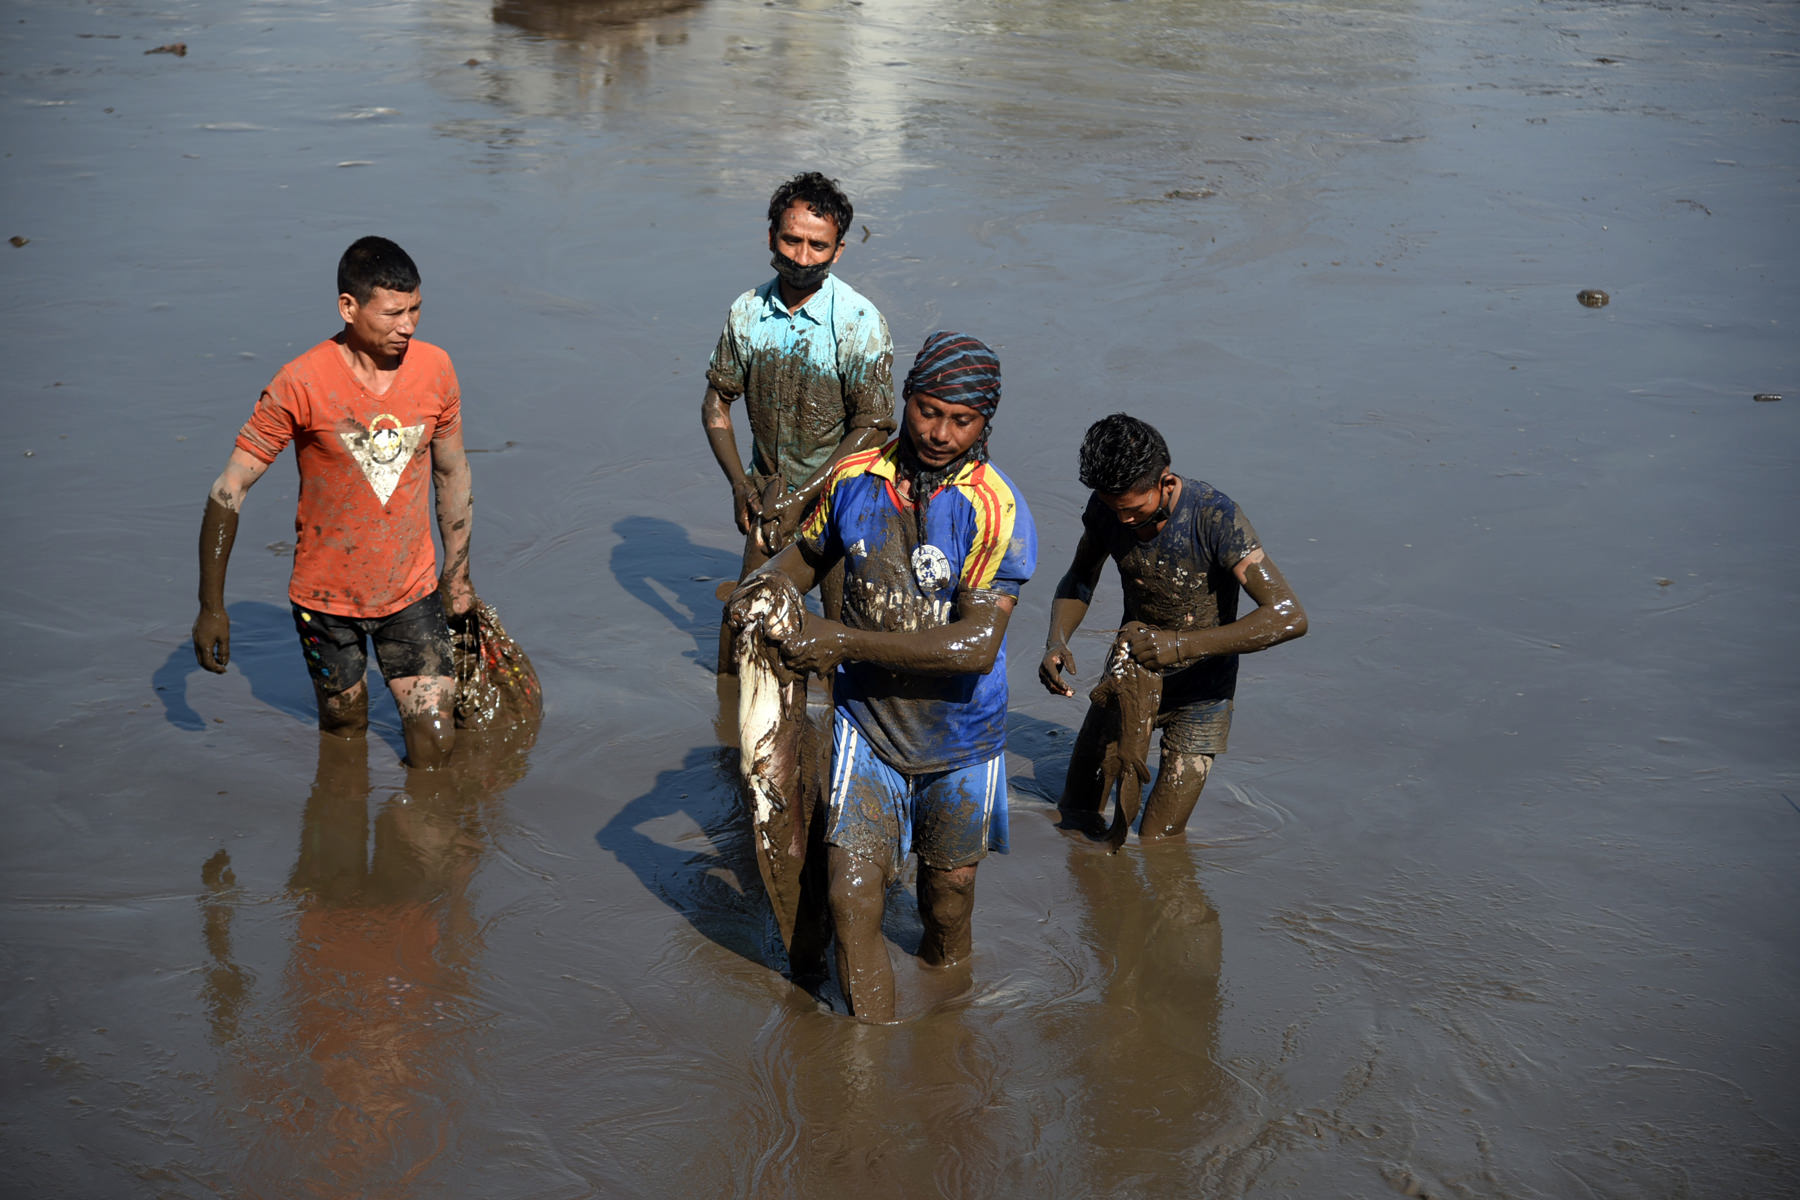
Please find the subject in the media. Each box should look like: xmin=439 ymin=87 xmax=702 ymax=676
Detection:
xmin=200 ymin=723 xmax=538 ymax=1194
xmin=493 ymin=0 xmax=704 ymax=38
xmin=1064 ymin=842 xmax=1229 ymax=1176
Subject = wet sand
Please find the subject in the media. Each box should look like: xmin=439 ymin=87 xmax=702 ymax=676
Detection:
xmin=3 ymin=0 xmax=1797 ymax=1194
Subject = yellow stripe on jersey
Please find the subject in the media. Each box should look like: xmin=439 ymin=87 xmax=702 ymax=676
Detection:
xmin=801 ymin=443 xmax=888 ymax=543
xmin=957 ymin=463 xmax=1019 ymax=590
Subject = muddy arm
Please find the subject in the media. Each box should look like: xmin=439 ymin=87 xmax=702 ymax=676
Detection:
xmin=193 ymin=448 xmax=270 ymax=672
xmin=1120 ymin=549 xmax=1308 ymax=670
xmin=702 ymin=386 xmax=759 ymax=535
xmin=729 ymin=539 xmax=832 ymax=623
xmin=777 ymin=589 xmax=1015 ymax=677
xmin=1040 ymin=529 xmax=1108 ymax=696
xmin=431 ymin=427 xmax=475 ymax=617
xmin=758 ymin=426 xmax=886 ymax=543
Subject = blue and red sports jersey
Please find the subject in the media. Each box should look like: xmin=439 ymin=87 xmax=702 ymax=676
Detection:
xmin=799 ymin=441 xmax=1036 ymax=774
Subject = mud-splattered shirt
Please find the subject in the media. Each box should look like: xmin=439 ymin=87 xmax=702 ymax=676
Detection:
xmin=1083 ymin=475 xmax=1261 ymax=708
xmin=236 ymin=337 xmax=461 ymax=618
xmin=706 ymin=274 xmax=895 ymax=491
xmin=801 ymin=442 xmax=1037 ymax=774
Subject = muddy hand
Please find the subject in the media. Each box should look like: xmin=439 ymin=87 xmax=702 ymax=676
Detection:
xmin=1039 ymin=642 xmax=1077 ymax=696
xmin=1121 ymin=623 xmax=1183 ymax=671
xmin=732 ymin=477 xmax=762 ymax=535
xmin=439 ymin=574 xmax=476 ymax=618
xmin=193 ymin=607 xmax=231 ymax=673
xmin=777 ymin=614 xmax=850 ymax=675
xmin=726 ymin=572 xmax=801 ymax=638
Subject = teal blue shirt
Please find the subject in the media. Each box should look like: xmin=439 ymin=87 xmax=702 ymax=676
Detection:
xmin=706 ymin=274 xmax=895 ymax=490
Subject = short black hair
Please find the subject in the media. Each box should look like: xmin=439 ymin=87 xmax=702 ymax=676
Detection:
xmin=337 ymin=236 xmax=421 ymax=304
xmin=1078 ymin=413 xmax=1171 ymax=494
xmin=767 ymin=172 xmax=853 ymax=244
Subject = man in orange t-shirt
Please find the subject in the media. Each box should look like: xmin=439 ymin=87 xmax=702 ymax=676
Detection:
xmin=191 ymin=236 xmax=476 ymax=767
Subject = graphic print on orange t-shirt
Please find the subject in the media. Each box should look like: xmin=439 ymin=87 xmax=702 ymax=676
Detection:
xmin=340 ymin=413 xmax=430 ymax=506
xmin=237 ymin=337 xmax=461 ymax=618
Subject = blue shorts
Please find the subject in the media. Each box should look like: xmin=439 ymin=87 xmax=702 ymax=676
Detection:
xmin=826 ymin=713 xmax=1010 ymax=873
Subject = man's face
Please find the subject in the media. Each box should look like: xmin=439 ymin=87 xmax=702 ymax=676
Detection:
xmin=339 ymin=286 xmax=421 ymax=360
xmin=1097 ymin=471 xmax=1174 ymax=540
xmin=904 ymin=391 xmax=987 ymax=469
xmin=768 ymin=201 xmax=845 ymax=268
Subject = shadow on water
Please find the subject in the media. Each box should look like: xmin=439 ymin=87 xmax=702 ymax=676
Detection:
xmin=198 ymin=719 xmax=540 ymax=1193
xmin=594 ymin=741 xmax=774 ymax=971
xmin=154 ymin=601 xmax=315 ymax=731
xmin=154 ymin=600 xmax=412 ymax=761
xmin=607 ymin=515 xmax=741 ymax=668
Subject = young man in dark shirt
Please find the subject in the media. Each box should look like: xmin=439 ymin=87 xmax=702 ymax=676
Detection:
xmin=1039 ymin=413 xmax=1307 ymax=842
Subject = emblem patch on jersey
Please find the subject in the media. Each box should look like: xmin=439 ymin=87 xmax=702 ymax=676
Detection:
xmin=911 ymin=543 xmax=952 ymax=591
xmin=338 ymin=413 xmax=427 ymax=506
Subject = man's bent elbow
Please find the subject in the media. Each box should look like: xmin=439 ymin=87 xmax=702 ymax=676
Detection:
xmin=1281 ymin=604 xmax=1309 ymax=642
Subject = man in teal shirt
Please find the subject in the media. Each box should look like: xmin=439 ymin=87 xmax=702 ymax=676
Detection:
xmin=701 ymin=171 xmax=895 ymax=638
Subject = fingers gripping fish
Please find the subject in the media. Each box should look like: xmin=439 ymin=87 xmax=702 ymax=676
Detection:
xmin=1088 ymin=622 xmax=1163 ymax=853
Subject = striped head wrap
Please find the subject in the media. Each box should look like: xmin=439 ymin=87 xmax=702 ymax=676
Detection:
xmin=902 ymin=330 xmax=1002 ymax=419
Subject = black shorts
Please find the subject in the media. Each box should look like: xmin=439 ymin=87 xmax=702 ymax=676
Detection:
xmin=291 ymin=593 xmax=453 ymax=696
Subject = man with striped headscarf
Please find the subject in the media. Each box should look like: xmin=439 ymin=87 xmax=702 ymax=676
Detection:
xmin=728 ymin=331 xmax=1037 ymax=1023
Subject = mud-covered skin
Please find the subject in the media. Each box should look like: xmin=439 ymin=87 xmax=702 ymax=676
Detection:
xmin=192 ymin=291 xmax=476 ymax=767
xmin=729 ymin=575 xmax=832 ymax=972
xmin=1087 ymin=626 xmax=1163 ymax=852
xmin=1041 ymin=474 xmax=1306 ymax=838
xmin=729 ymin=513 xmax=1016 ymax=1022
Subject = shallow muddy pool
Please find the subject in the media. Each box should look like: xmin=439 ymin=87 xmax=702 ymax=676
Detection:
xmin=2 ymin=0 xmax=1796 ymax=1195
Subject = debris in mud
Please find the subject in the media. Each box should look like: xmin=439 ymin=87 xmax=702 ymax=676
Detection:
xmin=1674 ymin=198 xmax=1711 ymax=216
xmin=8 ymin=236 xmax=27 ymax=247
xmin=464 ymin=57 xmax=480 ymax=66
xmin=1656 ymin=578 xmax=1673 ymax=587
xmin=1594 ymin=56 xmax=1619 ymax=64
xmin=860 ymin=224 xmax=871 ymax=242
xmin=266 ymin=541 xmax=293 ymax=555
xmin=466 ymin=440 xmax=518 ymax=453
xmin=1753 ymin=393 xmax=1781 ymax=403
xmin=1576 ymin=288 xmax=1609 ymax=308
xmin=1163 ymin=188 xmax=1216 ymax=200
xmin=145 ymin=42 xmax=187 ymax=56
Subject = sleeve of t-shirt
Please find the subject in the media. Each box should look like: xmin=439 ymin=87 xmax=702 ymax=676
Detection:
xmin=960 ymin=469 xmax=1036 ymax=598
xmin=839 ymin=307 xmax=895 ymax=433
xmin=704 ymin=298 xmax=749 ymax=400
xmin=798 ymin=463 xmax=846 ymax=560
xmin=433 ymin=356 xmax=462 ymax=440
xmin=1199 ymin=487 xmax=1262 ymax=572
xmin=234 ymin=373 xmax=303 ymax=465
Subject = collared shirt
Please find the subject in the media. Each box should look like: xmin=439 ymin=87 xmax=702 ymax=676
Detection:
xmin=1083 ymin=475 xmax=1261 ymax=707
xmin=706 ymin=274 xmax=895 ymax=490
xmin=800 ymin=441 xmax=1038 ymax=773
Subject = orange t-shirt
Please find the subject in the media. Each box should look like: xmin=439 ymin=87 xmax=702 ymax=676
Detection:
xmin=237 ymin=337 xmax=461 ymax=617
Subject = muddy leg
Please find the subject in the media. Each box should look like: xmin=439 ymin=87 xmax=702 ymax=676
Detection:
xmin=1056 ymin=702 xmax=1110 ymax=834
xmin=315 ymin=678 xmax=370 ymax=739
xmin=917 ymin=862 xmax=977 ymax=967
xmin=827 ymin=844 xmax=894 ymax=1023
xmin=1137 ymin=751 xmax=1213 ymax=843
xmin=391 ymin=674 xmax=456 ymax=768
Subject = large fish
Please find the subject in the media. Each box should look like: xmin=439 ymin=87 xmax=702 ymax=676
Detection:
xmin=729 ymin=577 xmax=829 ymax=970
xmin=1088 ymin=622 xmax=1164 ymax=853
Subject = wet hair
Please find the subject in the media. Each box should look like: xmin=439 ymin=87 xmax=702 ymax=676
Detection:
xmin=337 ymin=236 xmax=421 ymax=304
xmin=1078 ymin=413 xmax=1171 ymax=495
xmin=766 ymin=172 xmax=853 ymax=245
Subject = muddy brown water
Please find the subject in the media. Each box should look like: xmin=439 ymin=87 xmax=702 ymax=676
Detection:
xmin=3 ymin=0 xmax=1797 ymax=1195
